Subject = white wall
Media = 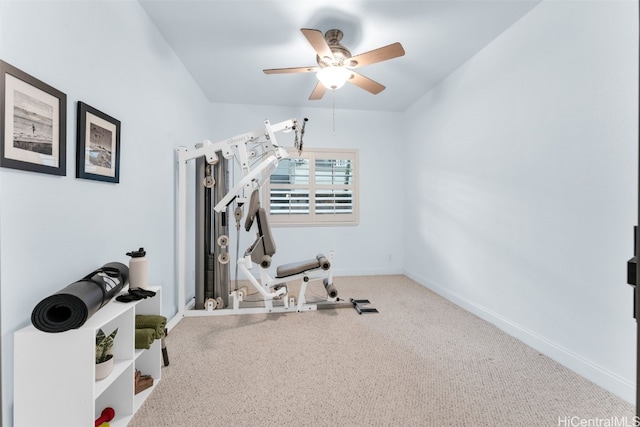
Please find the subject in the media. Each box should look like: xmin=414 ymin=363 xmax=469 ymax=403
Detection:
xmin=177 ymin=103 xmax=406 ymax=311
xmin=0 ymin=1 xmax=214 ymax=425
xmin=201 ymin=103 xmax=404 ymax=280
xmin=404 ymin=0 xmax=638 ymax=402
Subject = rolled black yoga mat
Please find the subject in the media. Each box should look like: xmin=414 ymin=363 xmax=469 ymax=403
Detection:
xmin=31 ymin=262 xmax=129 ymax=333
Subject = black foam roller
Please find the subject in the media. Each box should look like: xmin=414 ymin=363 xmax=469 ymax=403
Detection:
xmin=316 ymin=254 xmax=330 ymax=270
xmin=323 ymin=278 xmax=338 ymax=299
xmin=31 ymin=262 xmax=129 ymax=333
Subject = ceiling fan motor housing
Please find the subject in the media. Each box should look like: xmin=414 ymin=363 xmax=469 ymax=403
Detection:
xmin=318 ymin=29 xmax=352 ymax=67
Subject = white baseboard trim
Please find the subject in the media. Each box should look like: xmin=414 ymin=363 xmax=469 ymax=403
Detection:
xmin=166 ymin=298 xmax=195 ymax=332
xmin=404 ymin=269 xmax=635 ymax=404
xmin=333 ymin=268 xmax=405 ymax=277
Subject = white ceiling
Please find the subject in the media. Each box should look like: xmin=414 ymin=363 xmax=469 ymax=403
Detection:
xmin=139 ymin=0 xmax=541 ymax=112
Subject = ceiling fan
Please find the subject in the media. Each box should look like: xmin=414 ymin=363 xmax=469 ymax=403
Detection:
xmin=263 ymin=28 xmax=405 ymax=100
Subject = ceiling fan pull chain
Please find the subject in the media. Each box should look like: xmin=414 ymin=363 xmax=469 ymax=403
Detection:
xmin=332 ymin=89 xmax=336 ymax=135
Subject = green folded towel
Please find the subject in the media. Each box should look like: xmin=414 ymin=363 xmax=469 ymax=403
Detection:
xmin=135 ymin=328 xmax=156 ymax=350
xmin=135 ymin=315 xmax=167 ymax=338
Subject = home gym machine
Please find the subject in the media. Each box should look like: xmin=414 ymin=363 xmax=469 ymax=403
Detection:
xmin=176 ymin=118 xmax=376 ymax=317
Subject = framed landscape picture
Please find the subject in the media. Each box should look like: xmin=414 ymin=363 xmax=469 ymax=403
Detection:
xmin=76 ymin=101 xmax=120 ymax=183
xmin=0 ymin=60 xmax=67 ymax=176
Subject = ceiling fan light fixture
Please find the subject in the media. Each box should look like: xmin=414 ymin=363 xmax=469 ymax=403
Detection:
xmin=263 ymin=28 xmax=405 ymax=100
xmin=317 ymin=66 xmax=351 ymax=90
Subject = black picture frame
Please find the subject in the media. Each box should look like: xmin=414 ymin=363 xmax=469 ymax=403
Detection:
xmin=0 ymin=60 xmax=66 ymax=176
xmin=76 ymin=101 xmax=120 ymax=183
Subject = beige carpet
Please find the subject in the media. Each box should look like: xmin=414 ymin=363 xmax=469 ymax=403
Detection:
xmin=129 ymin=275 xmax=634 ymax=426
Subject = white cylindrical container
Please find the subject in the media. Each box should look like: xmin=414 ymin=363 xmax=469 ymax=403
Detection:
xmin=126 ymin=247 xmax=148 ymax=289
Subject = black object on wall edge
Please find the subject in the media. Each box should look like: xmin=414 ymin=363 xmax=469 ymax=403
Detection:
xmin=636 ymin=1 xmax=639 ymax=415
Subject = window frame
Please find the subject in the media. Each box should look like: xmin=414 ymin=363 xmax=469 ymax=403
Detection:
xmin=263 ymin=147 xmax=359 ymax=227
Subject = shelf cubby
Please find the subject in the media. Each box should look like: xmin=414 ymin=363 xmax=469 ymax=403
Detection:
xmin=14 ymin=287 xmax=162 ymax=427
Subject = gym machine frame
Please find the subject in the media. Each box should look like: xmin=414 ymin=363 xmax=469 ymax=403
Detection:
xmin=176 ymin=118 xmax=361 ymax=317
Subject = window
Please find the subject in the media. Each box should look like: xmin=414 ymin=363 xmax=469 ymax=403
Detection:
xmin=264 ymin=147 xmax=358 ymax=226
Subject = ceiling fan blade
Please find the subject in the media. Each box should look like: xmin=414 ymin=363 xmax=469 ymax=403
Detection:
xmin=309 ymin=81 xmax=327 ymax=100
xmin=348 ymin=42 xmax=405 ymax=68
xmin=301 ymin=28 xmax=334 ymax=63
xmin=263 ymin=66 xmax=319 ymax=74
xmin=348 ymin=71 xmax=386 ymax=95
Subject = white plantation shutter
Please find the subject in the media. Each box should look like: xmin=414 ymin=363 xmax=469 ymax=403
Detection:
xmin=265 ymin=148 xmax=358 ymax=226
xmin=269 ymin=157 xmax=310 ymax=215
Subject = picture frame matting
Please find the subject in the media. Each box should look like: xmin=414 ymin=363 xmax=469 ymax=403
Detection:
xmin=0 ymin=60 xmax=67 ymax=176
xmin=76 ymin=101 xmax=121 ymax=183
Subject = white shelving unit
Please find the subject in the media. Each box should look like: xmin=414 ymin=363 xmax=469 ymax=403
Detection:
xmin=14 ymin=287 xmax=162 ymax=427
